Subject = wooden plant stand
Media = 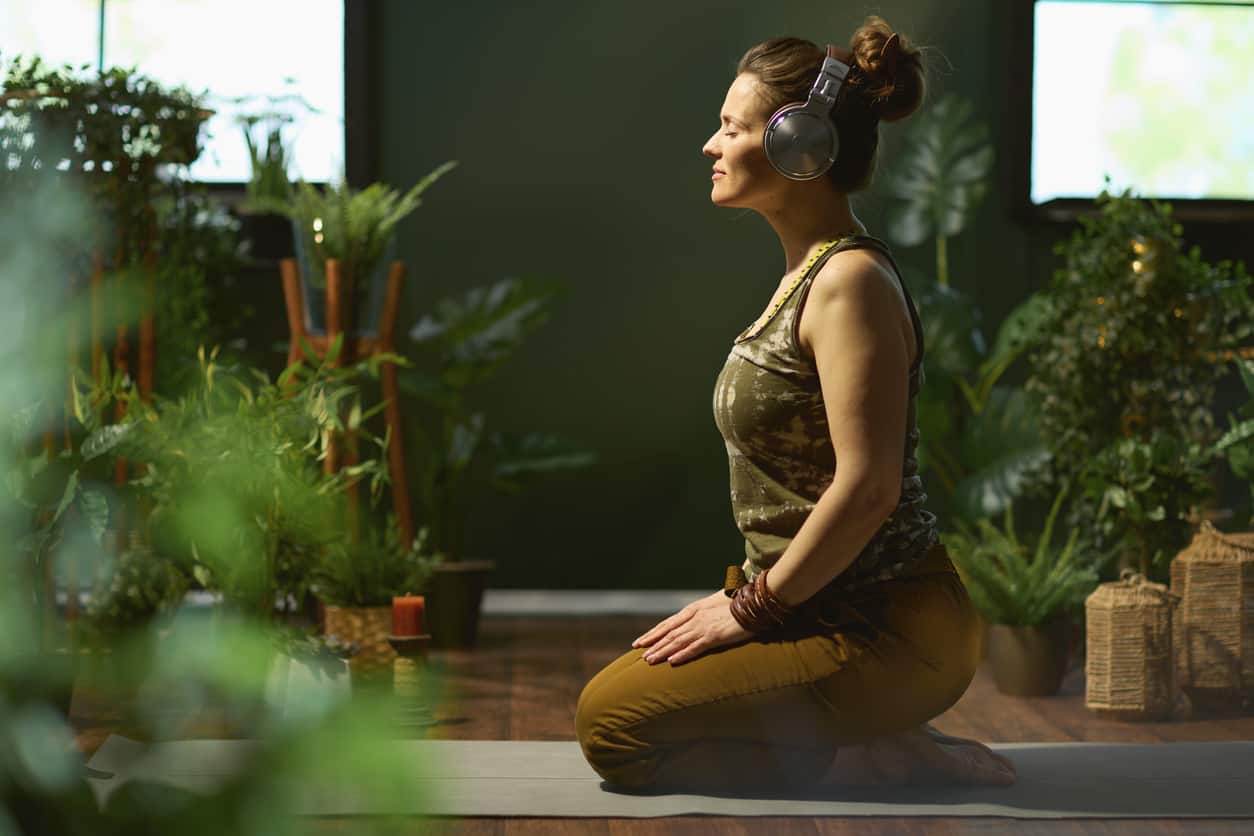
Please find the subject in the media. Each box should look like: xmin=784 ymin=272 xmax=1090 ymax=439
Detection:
xmin=278 ymin=257 xmax=415 ymax=548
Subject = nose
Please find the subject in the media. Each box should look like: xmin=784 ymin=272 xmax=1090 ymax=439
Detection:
xmin=702 ymin=132 xmax=719 ymax=159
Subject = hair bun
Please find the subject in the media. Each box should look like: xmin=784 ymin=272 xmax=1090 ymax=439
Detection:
xmin=849 ymin=16 xmax=925 ymax=123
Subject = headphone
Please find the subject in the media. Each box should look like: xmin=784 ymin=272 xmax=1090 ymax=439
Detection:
xmin=763 ymin=45 xmax=855 ymax=181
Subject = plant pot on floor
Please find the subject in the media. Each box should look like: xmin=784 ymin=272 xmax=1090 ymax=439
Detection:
xmin=322 ymin=605 xmax=396 ymax=681
xmin=426 ymin=560 xmax=495 ymax=649
xmin=986 ymin=619 xmax=1070 ymax=696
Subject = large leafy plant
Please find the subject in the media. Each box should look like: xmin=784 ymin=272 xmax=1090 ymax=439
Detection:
xmin=1021 ymin=187 xmax=1254 ymax=575
xmin=944 ymin=483 xmax=1101 ymax=627
xmin=402 ymin=277 xmax=597 ymax=560
xmin=881 ymin=93 xmax=994 ymax=289
xmin=878 ymin=93 xmax=1055 ymax=524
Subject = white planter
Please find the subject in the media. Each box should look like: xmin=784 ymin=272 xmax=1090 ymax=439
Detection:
xmin=264 ymin=653 xmax=352 ymax=719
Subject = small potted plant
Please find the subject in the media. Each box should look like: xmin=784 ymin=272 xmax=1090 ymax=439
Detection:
xmin=944 ymin=482 xmax=1101 ymax=696
xmin=227 ymin=82 xmax=321 ymax=260
xmin=312 ymin=512 xmax=439 ymax=680
xmin=282 ymin=161 xmax=457 ymax=339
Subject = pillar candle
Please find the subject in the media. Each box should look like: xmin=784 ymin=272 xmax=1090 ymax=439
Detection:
xmin=392 ymin=595 xmax=425 ymax=636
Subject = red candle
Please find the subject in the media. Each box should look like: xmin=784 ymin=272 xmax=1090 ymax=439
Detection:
xmin=392 ymin=595 xmax=425 ymax=637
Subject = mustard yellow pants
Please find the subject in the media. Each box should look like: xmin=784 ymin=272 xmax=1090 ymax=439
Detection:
xmin=574 ymin=541 xmax=982 ymax=792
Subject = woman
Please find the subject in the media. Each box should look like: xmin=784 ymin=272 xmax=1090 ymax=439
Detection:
xmin=575 ymin=18 xmax=1017 ymax=792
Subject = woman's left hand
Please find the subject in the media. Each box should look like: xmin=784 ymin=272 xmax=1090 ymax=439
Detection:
xmin=631 ymin=593 xmax=756 ymax=666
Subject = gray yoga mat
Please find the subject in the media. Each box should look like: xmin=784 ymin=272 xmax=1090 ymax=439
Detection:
xmin=86 ymin=736 xmax=1254 ymax=819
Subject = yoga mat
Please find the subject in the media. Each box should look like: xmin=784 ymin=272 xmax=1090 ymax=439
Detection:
xmin=86 ymin=736 xmax=1254 ymax=819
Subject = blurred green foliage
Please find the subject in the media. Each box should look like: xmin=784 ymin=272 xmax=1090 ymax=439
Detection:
xmin=1 ymin=144 xmax=437 ymax=836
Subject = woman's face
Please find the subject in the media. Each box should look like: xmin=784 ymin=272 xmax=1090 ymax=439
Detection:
xmin=702 ymin=73 xmax=780 ymax=209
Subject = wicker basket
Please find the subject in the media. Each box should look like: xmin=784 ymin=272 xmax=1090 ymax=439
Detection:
xmin=1085 ymin=568 xmax=1180 ymax=720
xmin=323 ymin=605 xmax=396 ymax=675
xmin=1170 ymin=519 xmax=1254 ymax=712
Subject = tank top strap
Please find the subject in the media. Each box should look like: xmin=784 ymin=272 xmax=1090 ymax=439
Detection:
xmin=809 ymin=233 xmax=926 ymax=376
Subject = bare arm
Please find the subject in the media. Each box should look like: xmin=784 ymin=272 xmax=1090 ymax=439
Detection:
xmin=766 ymin=253 xmax=911 ymax=608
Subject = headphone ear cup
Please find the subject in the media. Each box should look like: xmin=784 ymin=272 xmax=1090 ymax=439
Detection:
xmin=763 ymin=102 xmax=840 ymax=180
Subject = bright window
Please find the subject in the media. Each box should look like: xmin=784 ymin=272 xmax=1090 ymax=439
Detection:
xmin=0 ymin=0 xmax=344 ymax=184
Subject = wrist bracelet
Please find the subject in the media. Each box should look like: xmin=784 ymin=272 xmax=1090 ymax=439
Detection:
xmin=728 ymin=565 xmax=798 ymax=633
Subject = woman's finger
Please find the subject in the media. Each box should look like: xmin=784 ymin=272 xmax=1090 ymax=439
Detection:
xmin=644 ymin=629 xmax=695 ymax=663
xmin=632 ymin=608 xmax=692 ymax=647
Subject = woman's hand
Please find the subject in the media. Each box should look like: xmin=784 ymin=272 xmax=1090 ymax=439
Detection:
xmin=630 ymin=590 xmax=756 ymax=665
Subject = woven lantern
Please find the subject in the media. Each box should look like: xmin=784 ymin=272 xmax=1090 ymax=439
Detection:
xmin=1085 ymin=568 xmax=1180 ymax=720
xmin=1170 ymin=519 xmax=1254 ymax=712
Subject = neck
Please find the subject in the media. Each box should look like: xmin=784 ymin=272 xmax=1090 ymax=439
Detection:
xmin=759 ymin=184 xmax=865 ymax=274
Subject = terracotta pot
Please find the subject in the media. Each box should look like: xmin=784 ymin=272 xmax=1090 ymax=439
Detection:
xmin=426 ymin=560 xmax=495 ymax=649
xmin=987 ymin=619 xmax=1070 ymax=696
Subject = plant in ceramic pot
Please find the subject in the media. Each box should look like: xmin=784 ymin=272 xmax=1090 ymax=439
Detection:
xmin=1019 ymin=186 xmax=1254 ymax=579
xmin=311 ymin=512 xmax=439 ymax=681
xmin=943 ymin=482 xmax=1102 ymax=696
xmin=401 ymin=276 xmax=598 ymax=647
xmin=282 ymin=161 xmax=457 ymax=341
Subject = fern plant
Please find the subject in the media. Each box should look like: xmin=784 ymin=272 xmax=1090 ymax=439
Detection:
xmin=312 ymin=512 xmax=441 ymax=607
xmin=944 ymin=482 xmax=1100 ymax=626
xmin=284 ymin=161 xmax=458 ymax=334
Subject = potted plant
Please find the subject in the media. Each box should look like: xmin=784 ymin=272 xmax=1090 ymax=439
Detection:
xmin=944 ymin=482 xmax=1101 ymax=696
xmin=311 ymin=512 xmax=439 ymax=680
xmin=78 ymin=340 xmax=394 ymax=623
xmin=282 ymin=161 xmax=458 ymax=340
xmin=877 ymin=94 xmax=1057 ymax=525
xmin=401 ymin=277 xmax=598 ymax=648
xmin=226 ymin=82 xmax=321 ymax=260
xmin=1018 ymin=186 xmax=1254 ymax=579
xmin=1078 ymin=430 xmax=1217 ymax=580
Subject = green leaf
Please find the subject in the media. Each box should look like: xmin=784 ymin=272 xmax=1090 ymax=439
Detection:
xmin=879 ymin=93 xmax=994 ymax=249
xmin=81 ymin=424 xmax=132 ymax=462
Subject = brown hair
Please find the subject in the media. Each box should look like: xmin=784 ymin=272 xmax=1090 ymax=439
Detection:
xmin=736 ymin=16 xmax=926 ymax=192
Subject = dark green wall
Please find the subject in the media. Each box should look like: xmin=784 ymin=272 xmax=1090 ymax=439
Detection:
xmin=364 ymin=1 xmax=1252 ymax=589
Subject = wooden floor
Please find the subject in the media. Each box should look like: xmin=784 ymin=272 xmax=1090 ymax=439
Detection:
xmin=75 ymin=614 xmax=1254 ymax=835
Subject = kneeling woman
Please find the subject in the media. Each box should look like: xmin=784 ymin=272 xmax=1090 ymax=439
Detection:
xmin=575 ymin=17 xmax=1016 ymax=792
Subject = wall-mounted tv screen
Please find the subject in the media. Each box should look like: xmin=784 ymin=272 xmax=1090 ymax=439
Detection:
xmin=1027 ymin=0 xmax=1254 ymax=212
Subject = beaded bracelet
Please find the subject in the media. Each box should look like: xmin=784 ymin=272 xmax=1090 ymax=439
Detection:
xmin=725 ymin=564 xmax=798 ymax=633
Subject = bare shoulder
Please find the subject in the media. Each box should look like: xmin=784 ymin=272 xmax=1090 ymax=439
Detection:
xmin=798 ymin=246 xmax=911 ymax=360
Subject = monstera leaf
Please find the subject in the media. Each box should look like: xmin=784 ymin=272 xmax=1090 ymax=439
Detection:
xmin=407 ymin=276 xmax=566 ymax=389
xmin=488 ymin=431 xmax=598 ymax=494
xmin=881 ymin=94 xmax=993 ymax=284
xmin=951 ymin=384 xmax=1052 ymax=521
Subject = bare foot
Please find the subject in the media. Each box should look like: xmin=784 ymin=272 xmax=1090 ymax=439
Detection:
xmin=821 ymin=725 xmax=1016 ymax=787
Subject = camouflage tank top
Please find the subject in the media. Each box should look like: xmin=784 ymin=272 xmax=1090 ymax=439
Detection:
xmin=712 ymin=233 xmax=939 ymax=593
